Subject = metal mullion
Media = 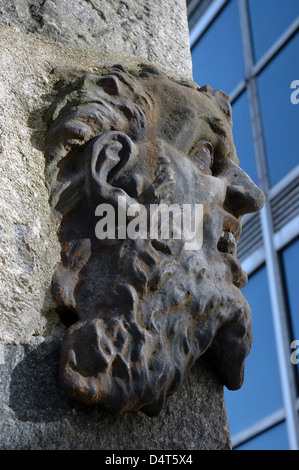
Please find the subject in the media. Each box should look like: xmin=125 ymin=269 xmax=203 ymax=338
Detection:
xmin=229 ymin=79 xmax=246 ymax=103
xmin=269 ymin=165 xmax=299 ymax=201
xmin=231 ymin=407 xmax=286 ymax=449
xmin=272 ymin=193 xmax=299 ymax=225
xmin=272 ymin=190 xmax=299 ymax=218
xmin=238 ymin=0 xmax=299 ymax=450
xmin=253 ymin=16 xmax=299 ymax=77
xmin=271 ymin=181 xmax=299 ymax=209
xmin=189 ymin=0 xmax=229 ymax=47
xmin=274 ymin=215 xmax=299 ymax=253
xmin=241 ymin=245 xmax=265 ymax=276
xmin=260 ymin=204 xmax=299 ymax=451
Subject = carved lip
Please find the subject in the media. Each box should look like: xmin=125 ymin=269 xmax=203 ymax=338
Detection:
xmin=221 ymin=252 xmax=248 ymax=288
xmin=217 ymin=215 xmax=247 ymax=288
xmin=217 ymin=215 xmax=242 ymax=255
xmin=222 ymin=215 xmax=242 ymax=243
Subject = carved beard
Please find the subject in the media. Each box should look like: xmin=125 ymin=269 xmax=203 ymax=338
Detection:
xmin=58 ymin=235 xmax=252 ymax=416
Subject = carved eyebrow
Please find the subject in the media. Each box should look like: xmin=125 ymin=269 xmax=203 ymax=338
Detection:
xmin=205 ymin=117 xmax=228 ymax=138
xmin=187 ymin=116 xmax=231 ymax=161
xmin=203 ymin=116 xmax=240 ymax=165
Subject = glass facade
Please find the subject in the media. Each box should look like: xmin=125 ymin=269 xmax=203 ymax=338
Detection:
xmin=281 ymin=237 xmax=299 ymax=381
xmin=235 ymin=421 xmax=289 ymax=450
xmin=231 ymin=90 xmax=258 ymax=185
xmin=188 ymin=0 xmax=299 ymax=450
xmin=191 ymin=0 xmax=244 ymax=94
xmin=257 ymin=33 xmax=299 ymax=186
xmin=224 ymin=266 xmax=283 ymax=435
xmin=248 ymin=0 xmax=299 ymax=61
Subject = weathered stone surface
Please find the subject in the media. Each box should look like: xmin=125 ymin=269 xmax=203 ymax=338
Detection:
xmin=0 ymin=0 xmax=193 ymax=81
xmin=0 ymin=338 xmax=231 ymax=450
xmin=0 ymin=24 xmax=154 ymax=344
xmin=0 ymin=25 xmax=60 ymax=343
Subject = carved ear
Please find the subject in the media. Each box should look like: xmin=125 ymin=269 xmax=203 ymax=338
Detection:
xmin=87 ymin=131 xmax=138 ymax=208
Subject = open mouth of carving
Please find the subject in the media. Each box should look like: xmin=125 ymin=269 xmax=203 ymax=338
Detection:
xmin=217 ymin=230 xmax=237 ymax=255
xmin=216 ymin=223 xmax=247 ymax=288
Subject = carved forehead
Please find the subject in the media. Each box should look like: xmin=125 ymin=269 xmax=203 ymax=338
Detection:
xmin=154 ymin=79 xmax=232 ymax=124
xmin=149 ymin=77 xmax=233 ymax=147
xmin=46 ymin=64 xmax=233 ymax=147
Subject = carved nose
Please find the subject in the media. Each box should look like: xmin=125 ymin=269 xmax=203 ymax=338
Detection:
xmin=224 ymin=165 xmax=265 ymax=218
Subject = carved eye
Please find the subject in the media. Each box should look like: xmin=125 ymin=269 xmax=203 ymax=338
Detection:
xmin=190 ymin=141 xmax=214 ymax=174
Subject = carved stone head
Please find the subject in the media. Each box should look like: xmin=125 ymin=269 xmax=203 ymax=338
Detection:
xmin=45 ymin=64 xmax=265 ymax=415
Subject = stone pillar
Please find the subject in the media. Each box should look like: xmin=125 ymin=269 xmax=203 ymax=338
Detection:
xmin=0 ymin=0 xmax=232 ymax=450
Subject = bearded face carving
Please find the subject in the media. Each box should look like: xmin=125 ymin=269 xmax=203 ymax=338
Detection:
xmin=45 ymin=64 xmax=265 ymax=416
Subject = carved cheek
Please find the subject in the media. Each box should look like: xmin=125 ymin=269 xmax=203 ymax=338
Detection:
xmin=191 ymin=173 xmax=226 ymax=211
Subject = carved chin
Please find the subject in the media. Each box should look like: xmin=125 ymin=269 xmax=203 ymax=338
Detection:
xmin=59 ymin=316 xmax=189 ymax=416
xmin=59 ymin=319 xmax=141 ymax=411
xmin=59 ymin=281 xmax=252 ymax=416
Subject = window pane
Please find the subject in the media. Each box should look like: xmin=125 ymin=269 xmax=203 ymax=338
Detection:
xmin=191 ymin=0 xmax=245 ymax=95
xmin=235 ymin=422 xmax=289 ymax=450
xmin=232 ymin=91 xmax=258 ymax=185
xmin=257 ymin=33 xmax=299 ymax=187
xmin=248 ymin=0 xmax=299 ymax=62
xmin=281 ymin=237 xmax=299 ymax=381
xmin=224 ymin=267 xmax=283 ymax=435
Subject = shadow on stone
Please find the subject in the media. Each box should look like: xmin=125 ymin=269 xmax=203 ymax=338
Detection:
xmin=9 ymin=337 xmax=71 ymax=423
xmin=6 ymin=338 xmax=232 ymax=449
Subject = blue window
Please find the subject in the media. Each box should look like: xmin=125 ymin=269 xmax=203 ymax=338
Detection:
xmin=235 ymin=422 xmax=289 ymax=450
xmin=281 ymin=237 xmax=299 ymax=381
xmin=224 ymin=267 xmax=283 ymax=435
xmin=257 ymin=33 xmax=299 ymax=187
xmin=232 ymin=91 xmax=258 ymax=185
xmin=248 ymin=0 xmax=299 ymax=62
xmin=191 ymin=0 xmax=245 ymax=95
